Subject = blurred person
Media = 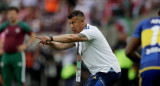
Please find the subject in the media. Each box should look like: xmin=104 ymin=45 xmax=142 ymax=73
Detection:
xmin=28 ymin=46 xmax=44 ymax=86
xmin=23 ymin=7 xmax=42 ymax=33
xmin=0 ymin=32 xmax=5 ymax=58
xmin=0 ymin=7 xmax=35 ymax=86
xmin=113 ymin=40 xmax=138 ymax=86
xmin=0 ymin=0 xmax=8 ymax=19
xmin=40 ymin=46 xmax=61 ymax=86
xmin=40 ymin=0 xmax=68 ymax=33
xmin=6 ymin=0 xmax=21 ymax=8
xmin=0 ymin=32 xmax=5 ymax=86
xmin=126 ymin=9 xmax=160 ymax=86
xmin=113 ymin=17 xmax=139 ymax=86
xmin=102 ymin=0 xmax=125 ymax=27
xmin=130 ymin=0 xmax=144 ymax=18
xmin=90 ymin=0 xmax=106 ymax=27
xmin=79 ymin=62 xmax=90 ymax=86
xmin=61 ymin=48 xmax=76 ymax=86
xmin=66 ymin=0 xmax=77 ymax=13
xmin=90 ymin=5 xmax=101 ymax=27
xmin=74 ymin=0 xmax=95 ymax=23
xmin=0 ymin=10 xmax=7 ymax=25
xmin=45 ymin=0 xmax=69 ymax=34
xmin=21 ymin=0 xmax=38 ymax=7
xmin=152 ymin=0 xmax=160 ymax=9
xmin=36 ymin=10 xmax=121 ymax=86
xmin=44 ymin=0 xmax=59 ymax=13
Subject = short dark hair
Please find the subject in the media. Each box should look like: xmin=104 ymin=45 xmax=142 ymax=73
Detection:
xmin=68 ymin=10 xmax=85 ymax=19
xmin=7 ymin=7 xmax=19 ymax=13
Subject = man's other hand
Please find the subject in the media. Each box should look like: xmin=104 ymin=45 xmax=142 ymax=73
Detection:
xmin=35 ymin=36 xmax=51 ymax=46
xmin=17 ymin=44 xmax=27 ymax=52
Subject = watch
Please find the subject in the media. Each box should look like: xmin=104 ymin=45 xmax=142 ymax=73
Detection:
xmin=49 ymin=36 xmax=53 ymax=41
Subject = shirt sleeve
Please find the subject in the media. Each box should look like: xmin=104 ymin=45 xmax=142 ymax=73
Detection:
xmin=132 ymin=19 xmax=147 ymax=39
xmin=80 ymin=27 xmax=97 ymax=41
xmin=0 ymin=22 xmax=9 ymax=33
xmin=18 ymin=22 xmax=32 ymax=35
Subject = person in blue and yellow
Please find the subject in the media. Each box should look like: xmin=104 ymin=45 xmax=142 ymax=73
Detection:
xmin=126 ymin=9 xmax=160 ymax=86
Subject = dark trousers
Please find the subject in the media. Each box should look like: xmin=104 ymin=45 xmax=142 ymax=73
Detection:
xmin=84 ymin=71 xmax=121 ymax=86
xmin=140 ymin=70 xmax=160 ymax=86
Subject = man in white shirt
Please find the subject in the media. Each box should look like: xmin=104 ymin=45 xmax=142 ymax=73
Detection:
xmin=36 ymin=10 xmax=121 ymax=86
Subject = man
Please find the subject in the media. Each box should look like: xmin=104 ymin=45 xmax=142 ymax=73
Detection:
xmin=0 ymin=32 xmax=5 ymax=85
xmin=125 ymin=10 xmax=160 ymax=86
xmin=36 ymin=10 xmax=121 ymax=86
xmin=0 ymin=7 xmax=35 ymax=86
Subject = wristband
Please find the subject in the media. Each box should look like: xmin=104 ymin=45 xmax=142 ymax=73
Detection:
xmin=49 ymin=36 xmax=53 ymax=41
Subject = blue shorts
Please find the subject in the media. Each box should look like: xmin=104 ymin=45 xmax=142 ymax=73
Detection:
xmin=140 ymin=70 xmax=160 ymax=86
xmin=84 ymin=70 xmax=121 ymax=86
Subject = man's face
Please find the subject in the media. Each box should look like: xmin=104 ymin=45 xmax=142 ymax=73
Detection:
xmin=68 ymin=16 xmax=83 ymax=34
xmin=7 ymin=10 xmax=18 ymax=23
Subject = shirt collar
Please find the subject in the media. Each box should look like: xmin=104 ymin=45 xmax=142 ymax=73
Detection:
xmin=84 ymin=24 xmax=89 ymax=30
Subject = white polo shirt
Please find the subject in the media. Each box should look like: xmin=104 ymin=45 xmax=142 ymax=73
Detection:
xmin=75 ymin=24 xmax=121 ymax=75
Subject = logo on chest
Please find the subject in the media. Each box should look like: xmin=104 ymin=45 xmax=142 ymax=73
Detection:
xmin=5 ymin=28 xmax=21 ymax=34
xmin=15 ymin=28 xmax=20 ymax=33
xmin=5 ymin=29 xmax=9 ymax=34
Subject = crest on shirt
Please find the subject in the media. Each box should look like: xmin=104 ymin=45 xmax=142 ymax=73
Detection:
xmin=18 ymin=62 xmax=22 ymax=67
xmin=0 ymin=62 xmax=4 ymax=67
xmin=5 ymin=29 xmax=9 ymax=34
xmin=15 ymin=28 xmax=20 ymax=33
xmin=93 ymin=76 xmax=97 ymax=79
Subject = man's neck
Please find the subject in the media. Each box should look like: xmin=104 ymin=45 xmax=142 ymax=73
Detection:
xmin=83 ymin=22 xmax=87 ymax=29
xmin=79 ymin=22 xmax=87 ymax=33
xmin=10 ymin=20 xmax=18 ymax=25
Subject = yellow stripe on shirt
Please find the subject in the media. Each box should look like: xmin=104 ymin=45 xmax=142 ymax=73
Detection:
xmin=139 ymin=66 xmax=160 ymax=74
xmin=99 ymin=77 xmax=105 ymax=86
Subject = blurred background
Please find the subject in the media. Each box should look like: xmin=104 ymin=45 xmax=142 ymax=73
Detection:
xmin=0 ymin=0 xmax=160 ymax=86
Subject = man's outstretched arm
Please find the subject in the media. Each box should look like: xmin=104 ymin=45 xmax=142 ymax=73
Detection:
xmin=46 ymin=41 xmax=75 ymax=50
xmin=52 ymin=33 xmax=88 ymax=42
xmin=125 ymin=37 xmax=141 ymax=63
xmin=36 ymin=33 xmax=88 ymax=44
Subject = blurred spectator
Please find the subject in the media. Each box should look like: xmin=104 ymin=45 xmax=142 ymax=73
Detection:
xmin=0 ymin=0 xmax=8 ymax=12
xmin=61 ymin=48 xmax=76 ymax=86
xmin=29 ymin=46 xmax=44 ymax=86
xmin=22 ymin=7 xmax=42 ymax=33
xmin=115 ymin=17 xmax=132 ymax=38
xmin=0 ymin=32 xmax=5 ymax=86
xmin=130 ymin=0 xmax=144 ymax=18
xmin=0 ymin=32 xmax=5 ymax=56
xmin=112 ymin=10 xmax=139 ymax=86
xmin=0 ymin=11 xmax=7 ymax=24
xmin=74 ymin=0 xmax=94 ymax=23
xmin=6 ymin=0 xmax=21 ymax=8
xmin=40 ymin=46 xmax=62 ymax=86
xmin=79 ymin=62 xmax=90 ymax=86
xmin=113 ymin=42 xmax=138 ymax=86
xmin=90 ymin=0 xmax=106 ymax=27
xmin=43 ymin=0 xmax=59 ymax=13
xmin=22 ymin=0 xmax=39 ymax=7
xmin=102 ymin=0 xmax=125 ymax=27
xmin=66 ymin=0 xmax=77 ymax=12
